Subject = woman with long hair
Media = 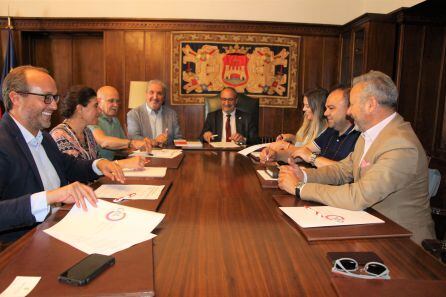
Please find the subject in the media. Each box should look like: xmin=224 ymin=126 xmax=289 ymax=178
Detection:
xmin=260 ymin=87 xmax=328 ymax=162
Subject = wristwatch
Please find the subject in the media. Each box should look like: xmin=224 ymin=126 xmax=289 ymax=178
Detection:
xmin=295 ymin=182 xmax=305 ymax=199
xmin=309 ymin=152 xmax=318 ymax=166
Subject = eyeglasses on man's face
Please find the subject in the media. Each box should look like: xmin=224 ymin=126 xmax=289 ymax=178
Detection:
xmin=17 ymin=91 xmax=60 ymax=104
xmin=332 ymin=258 xmax=390 ymax=280
xmin=220 ymin=97 xmax=236 ymax=102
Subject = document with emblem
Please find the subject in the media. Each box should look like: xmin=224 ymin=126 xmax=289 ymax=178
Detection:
xmin=95 ymin=184 xmax=165 ymax=200
xmin=44 ymin=199 xmax=165 ymax=255
xmin=131 ymin=149 xmax=182 ymax=159
xmin=279 ymin=206 xmax=384 ymax=228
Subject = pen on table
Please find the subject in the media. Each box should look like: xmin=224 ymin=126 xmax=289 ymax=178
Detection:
xmin=211 ymin=134 xmax=218 ymax=139
xmin=113 ymin=192 xmax=136 ymax=203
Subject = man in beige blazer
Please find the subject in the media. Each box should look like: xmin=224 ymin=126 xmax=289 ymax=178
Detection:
xmin=278 ymin=70 xmax=435 ymax=245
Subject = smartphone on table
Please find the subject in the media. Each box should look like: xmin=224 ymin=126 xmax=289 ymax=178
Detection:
xmin=58 ymin=253 xmax=115 ymax=286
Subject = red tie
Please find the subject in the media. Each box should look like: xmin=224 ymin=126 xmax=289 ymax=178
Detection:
xmin=225 ymin=114 xmax=231 ymax=142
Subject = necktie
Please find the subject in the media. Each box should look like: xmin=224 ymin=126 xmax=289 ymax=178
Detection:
xmin=226 ymin=114 xmax=231 ymax=142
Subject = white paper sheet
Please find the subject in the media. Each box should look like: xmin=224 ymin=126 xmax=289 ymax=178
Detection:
xmin=44 ymin=199 xmax=165 ymax=255
xmin=0 ymin=276 xmax=40 ymax=297
xmin=210 ymin=141 xmax=240 ymax=148
xmin=251 ymin=151 xmax=261 ymax=158
xmin=95 ymin=184 xmax=165 ymax=200
xmin=256 ymin=169 xmax=277 ymax=181
xmin=238 ymin=143 xmax=271 ymax=156
xmin=279 ymin=206 xmax=384 ymax=228
xmin=131 ymin=149 xmax=182 ymax=159
xmin=123 ymin=167 xmax=167 ymax=177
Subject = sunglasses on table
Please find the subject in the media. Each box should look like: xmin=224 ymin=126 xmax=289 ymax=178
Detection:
xmin=332 ymin=258 xmax=390 ymax=280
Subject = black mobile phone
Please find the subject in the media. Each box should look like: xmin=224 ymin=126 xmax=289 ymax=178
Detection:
xmin=58 ymin=253 xmax=115 ymax=286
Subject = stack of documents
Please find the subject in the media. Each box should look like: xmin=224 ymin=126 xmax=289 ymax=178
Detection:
xmin=44 ymin=199 xmax=165 ymax=255
xmin=95 ymin=184 xmax=165 ymax=200
xmin=210 ymin=141 xmax=240 ymax=148
xmin=123 ymin=167 xmax=167 ymax=177
xmin=174 ymin=139 xmax=203 ymax=148
xmin=279 ymin=206 xmax=384 ymax=228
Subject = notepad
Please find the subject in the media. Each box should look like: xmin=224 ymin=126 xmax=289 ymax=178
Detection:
xmin=279 ymin=206 xmax=384 ymax=228
xmin=123 ymin=167 xmax=167 ymax=177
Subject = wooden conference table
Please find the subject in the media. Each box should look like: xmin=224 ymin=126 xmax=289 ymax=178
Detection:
xmin=1 ymin=150 xmax=446 ymax=296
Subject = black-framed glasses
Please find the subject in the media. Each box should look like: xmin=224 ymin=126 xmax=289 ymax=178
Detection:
xmin=17 ymin=91 xmax=60 ymax=104
xmin=332 ymin=258 xmax=390 ymax=280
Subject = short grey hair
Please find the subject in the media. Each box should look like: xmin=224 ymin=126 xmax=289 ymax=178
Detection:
xmin=2 ymin=65 xmax=49 ymax=111
xmin=146 ymin=79 xmax=167 ymax=97
xmin=352 ymin=70 xmax=398 ymax=109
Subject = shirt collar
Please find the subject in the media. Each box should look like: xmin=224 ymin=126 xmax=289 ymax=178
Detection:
xmin=10 ymin=113 xmax=43 ymax=147
xmin=146 ymin=103 xmax=163 ymax=115
xmin=361 ymin=112 xmax=397 ymax=142
xmin=223 ymin=109 xmax=236 ymax=117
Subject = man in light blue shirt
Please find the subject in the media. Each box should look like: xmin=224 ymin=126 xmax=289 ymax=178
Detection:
xmin=0 ymin=65 xmax=125 ymax=245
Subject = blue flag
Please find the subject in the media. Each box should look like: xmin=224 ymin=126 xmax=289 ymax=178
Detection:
xmin=1 ymin=28 xmax=18 ymax=118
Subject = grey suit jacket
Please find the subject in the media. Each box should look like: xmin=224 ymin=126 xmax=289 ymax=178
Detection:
xmin=127 ymin=104 xmax=182 ymax=145
xmin=301 ymin=114 xmax=435 ymax=244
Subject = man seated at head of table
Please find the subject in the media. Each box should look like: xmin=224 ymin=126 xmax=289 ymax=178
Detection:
xmin=127 ymin=79 xmax=182 ymax=147
xmin=200 ymin=87 xmax=258 ymax=145
xmin=88 ymin=85 xmax=151 ymax=160
xmin=0 ymin=66 xmax=125 ymax=246
xmin=278 ymin=70 xmax=435 ymax=245
xmin=50 ymin=85 xmax=148 ymax=170
xmin=261 ymin=85 xmax=360 ymax=168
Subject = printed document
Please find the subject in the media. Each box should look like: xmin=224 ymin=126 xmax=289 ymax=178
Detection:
xmin=280 ymin=206 xmax=384 ymax=228
xmin=0 ymin=276 xmax=40 ymax=297
xmin=44 ymin=199 xmax=165 ymax=255
xmin=238 ymin=143 xmax=271 ymax=156
xmin=131 ymin=149 xmax=182 ymax=159
xmin=95 ymin=184 xmax=165 ymax=200
xmin=123 ymin=167 xmax=167 ymax=178
xmin=210 ymin=142 xmax=240 ymax=148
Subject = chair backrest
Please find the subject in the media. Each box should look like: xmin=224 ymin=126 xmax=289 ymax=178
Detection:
xmin=204 ymin=93 xmax=259 ymax=129
xmin=428 ymin=168 xmax=441 ymax=199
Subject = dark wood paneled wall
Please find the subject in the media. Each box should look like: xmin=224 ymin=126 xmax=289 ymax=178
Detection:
xmin=0 ymin=19 xmax=341 ymax=140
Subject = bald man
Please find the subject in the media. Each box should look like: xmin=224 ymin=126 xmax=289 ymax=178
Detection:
xmin=89 ymin=86 xmax=150 ymax=160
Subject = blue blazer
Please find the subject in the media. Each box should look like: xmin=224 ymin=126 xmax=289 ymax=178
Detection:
xmin=200 ymin=109 xmax=258 ymax=145
xmin=0 ymin=113 xmax=99 ymax=243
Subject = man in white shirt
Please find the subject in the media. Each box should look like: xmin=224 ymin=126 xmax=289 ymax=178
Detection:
xmin=278 ymin=70 xmax=435 ymax=245
xmin=0 ymin=65 xmax=124 ymax=245
xmin=200 ymin=87 xmax=258 ymax=145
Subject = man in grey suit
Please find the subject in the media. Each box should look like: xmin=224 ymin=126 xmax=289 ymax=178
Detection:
xmin=278 ymin=70 xmax=435 ymax=245
xmin=127 ymin=80 xmax=182 ymax=146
